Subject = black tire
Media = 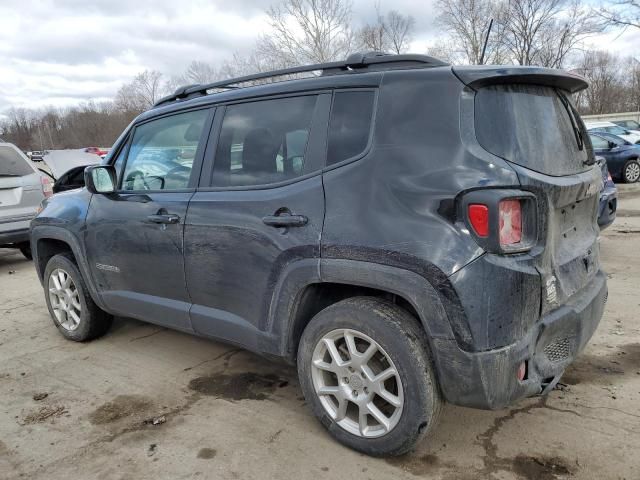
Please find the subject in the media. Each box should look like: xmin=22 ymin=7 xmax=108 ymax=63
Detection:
xmin=43 ymin=253 xmax=112 ymax=341
xmin=622 ymin=159 xmax=640 ymax=183
xmin=18 ymin=242 xmax=32 ymax=260
xmin=297 ymin=297 xmax=442 ymax=457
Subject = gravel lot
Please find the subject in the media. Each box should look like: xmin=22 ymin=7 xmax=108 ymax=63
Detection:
xmin=1 ymin=185 xmax=639 ymax=480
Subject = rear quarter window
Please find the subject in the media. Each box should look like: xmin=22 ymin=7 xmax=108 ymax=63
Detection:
xmin=0 ymin=146 xmax=34 ymax=176
xmin=475 ymin=84 xmax=591 ymax=176
xmin=327 ymin=91 xmax=375 ymax=166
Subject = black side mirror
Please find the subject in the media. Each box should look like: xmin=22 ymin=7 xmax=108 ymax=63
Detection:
xmin=608 ymin=141 xmax=616 ymax=149
xmin=85 ymin=165 xmax=116 ymax=194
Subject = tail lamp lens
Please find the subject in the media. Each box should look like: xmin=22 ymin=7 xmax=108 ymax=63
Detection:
xmin=41 ymin=176 xmax=53 ymax=198
xmin=468 ymin=204 xmax=489 ymax=237
xmin=499 ymin=199 xmax=522 ymax=245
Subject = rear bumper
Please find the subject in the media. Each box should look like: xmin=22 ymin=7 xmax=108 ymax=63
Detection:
xmin=433 ymin=269 xmax=607 ymax=409
xmin=598 ymin=188 xmax=617 ymax=229
xmin=0 ymin=228 xmax=30 ymax=246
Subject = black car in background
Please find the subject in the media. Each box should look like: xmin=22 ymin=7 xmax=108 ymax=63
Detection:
xmin=589 ymin=132 xmax=640 ymax=183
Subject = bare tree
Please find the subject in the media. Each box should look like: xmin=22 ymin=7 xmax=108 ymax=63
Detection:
xmin=385 ymin=11 xmax=416 ymax=54
xmin=114 ymin=70 xmax=167 ymax=113
xmin=498 ymin=0 xmax=599 ymax=68
xmin=258 ymin=0 xmax=354 ymax=65
xmin=596 ymin=0 xmax=640 ymax=29
xmin=435 ymin=0 xmax=506 ymax=65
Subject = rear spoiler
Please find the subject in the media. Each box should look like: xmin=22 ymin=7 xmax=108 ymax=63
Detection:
xmin=452 ymin=66 xmax=588 ymax=94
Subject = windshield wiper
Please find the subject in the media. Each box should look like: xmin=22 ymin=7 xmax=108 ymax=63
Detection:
xmin=556 ymin=90 xmax=586 ymax=155
xmin=0 ymin=174 xmax=20 ymax=177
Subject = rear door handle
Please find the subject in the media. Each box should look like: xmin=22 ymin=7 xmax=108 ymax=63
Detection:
xmin=147 ymin=213 xmax=180 ymax=224
xmin=262 ymin=214 xmax=308 ymax=227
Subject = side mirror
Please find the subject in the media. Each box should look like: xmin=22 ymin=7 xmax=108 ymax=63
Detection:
xmin=608 ymin=141 xmax=616 ymax=149
xmin=85 ymin=165 xmax=116 ymax=194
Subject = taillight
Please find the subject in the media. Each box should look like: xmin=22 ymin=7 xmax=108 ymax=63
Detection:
xmin=468 ymin=204 xmax=489 ymax=237
xmin=41 ymin=176 xmax=53 ymax=198
xmin=607 ymin=171 xmax=613 ymax=182
xmin=461 ymin=190 xmax=536 ymax=254
xmin=499 ymin=199 xmax=522 ymax=245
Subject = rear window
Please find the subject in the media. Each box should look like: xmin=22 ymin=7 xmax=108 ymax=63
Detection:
xmin=0 ymin=146 xmax=34 ymax=176
xmin=475 ymin=84 xmax=591 ymax=176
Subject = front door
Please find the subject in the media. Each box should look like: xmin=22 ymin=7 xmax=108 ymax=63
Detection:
xmin=184 ymin=94 xmax=330 ymax=349
xmin=85 ymin=107 xmax=213 ymax=331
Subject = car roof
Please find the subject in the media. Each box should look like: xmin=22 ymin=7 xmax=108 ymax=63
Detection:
xmin=585 ymin=121 xmax=617 ymax=127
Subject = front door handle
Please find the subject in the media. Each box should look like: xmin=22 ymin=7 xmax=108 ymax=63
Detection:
xmin=147 ymin=213 xmax=180 ymax=224
xmin=262 ymin=214 xmax=308 ymax=227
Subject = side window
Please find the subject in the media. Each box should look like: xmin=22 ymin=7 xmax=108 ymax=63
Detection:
xmin=589 ymin=135 xmax=608 ymax=150
xmin=327 ymin=91 xmax=375 ymax=166
xmin=121 ymin=109 xmax=209 ymax=191
xmin=212 ymin=96 xmax=318 ymax=187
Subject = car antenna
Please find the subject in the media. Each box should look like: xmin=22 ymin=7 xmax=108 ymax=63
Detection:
xmin=479 ymin=18 xmax=494 ymax=65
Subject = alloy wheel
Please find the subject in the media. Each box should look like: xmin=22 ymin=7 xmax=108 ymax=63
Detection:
xmin=626 ymin=162 xmax=640 ymax=182
xmin=48 ymin=268 xmax=82 ymax=331
xmin=310 ymin=328 xmax=404 ymax=438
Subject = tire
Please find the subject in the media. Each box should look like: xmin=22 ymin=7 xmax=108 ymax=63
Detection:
xmin=18 ymin=242 xmax=32 ymax=260
xmin=43 ymin=253 xmax=112 ymax=341
xmin=623 ymin=159 xmax=640 ymax=183
xmin=297 ymin=297 xmax=442 ymax=457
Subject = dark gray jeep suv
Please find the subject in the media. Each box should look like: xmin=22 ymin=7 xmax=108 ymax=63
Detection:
xmin=31 ymin=52 xmax=607 ymax=456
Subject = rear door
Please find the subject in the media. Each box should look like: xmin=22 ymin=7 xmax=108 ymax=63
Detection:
xmin=0 ymin=145 xmax=43 ymax=236
xmin=184 ymin=93 xmax=330 ymax=349
xmin=85 ymin=107 xmax=213 ymax=331
xmin=473 ymin=83 xmax=601 ymax=312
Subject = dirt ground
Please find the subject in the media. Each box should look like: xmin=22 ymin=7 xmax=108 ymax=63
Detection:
xmin=1 ymin=186 xmax=639 ymax=480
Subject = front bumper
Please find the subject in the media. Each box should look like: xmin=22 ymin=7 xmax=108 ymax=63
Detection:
xmin=432 ymin=269 xmax=607 ymax=409
xmin=598 ymin=188 xmax=617 ymax=229
xmin=0 ymin=228 xmax=30 ymax=246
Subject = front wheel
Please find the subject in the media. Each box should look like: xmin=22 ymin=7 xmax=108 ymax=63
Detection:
xmin=623 ymin=159 xmax=640 ymax=183
xmin=43 ymin=253 xmax=112 ymax=341
xmin=297 ymin=297 xmax=442 ymax=456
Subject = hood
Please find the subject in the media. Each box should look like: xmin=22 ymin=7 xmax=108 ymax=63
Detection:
xmin=42 ymin=149 xmax=101 ymax=179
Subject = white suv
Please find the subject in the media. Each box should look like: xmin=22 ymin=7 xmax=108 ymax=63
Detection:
xmin=0 ymin=143 xmax=53 ymax=259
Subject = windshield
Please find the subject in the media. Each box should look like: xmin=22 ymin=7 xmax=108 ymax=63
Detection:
xmin=607 ymin=125 xmax=628 ymax=135
xmin=0 ymin=146 xmax=34 ymax=176
xmin=475 ymin=84 xmax=592 ymax=176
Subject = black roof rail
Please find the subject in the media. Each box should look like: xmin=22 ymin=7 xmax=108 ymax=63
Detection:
xmin=153 ymin=52 xmax=448 ymax=108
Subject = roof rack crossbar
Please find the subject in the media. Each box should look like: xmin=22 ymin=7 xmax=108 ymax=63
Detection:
xmin=154 ymin=52 xmax=448 ymax=107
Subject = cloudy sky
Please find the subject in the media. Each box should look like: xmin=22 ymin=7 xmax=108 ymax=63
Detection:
xmin=0 ymin=0 xmax=637 ymax=115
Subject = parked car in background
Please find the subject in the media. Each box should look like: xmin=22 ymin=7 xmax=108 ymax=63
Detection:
xmin=589 ymin=132 xmax=640 ymax=183
xmin=613 ymin=119 xmax=640 ymax=133
xmin=1 ymin=142 xmax=52 ymax=259
xmin=27 ymin=151 xmax=46 ymax=162
xmin=586 ymin=121 xmax=640 ymax=144
xmin=31 ymin=53 xmax=607 ymax=456
xmin=596 ymin=156 xmax=617 ymax=229
xmin=84 ymin=147 xmax=110 ymax=158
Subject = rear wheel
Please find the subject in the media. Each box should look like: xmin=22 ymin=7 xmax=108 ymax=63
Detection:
xmin=297 ymin=297 xmax=442 ymax=456
xmin=43 ymin=253 xmax=112 ymax=341
xmin=623 ymin=159 xmax=640 ymax=183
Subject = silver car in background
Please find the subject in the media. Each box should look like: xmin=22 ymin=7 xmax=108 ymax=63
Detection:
xmin=0 ymin=142 xmax=52 ymax=259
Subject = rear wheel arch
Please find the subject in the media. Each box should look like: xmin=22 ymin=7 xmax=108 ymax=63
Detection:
xmin=278 ymin=259 xmax=456 ymax=362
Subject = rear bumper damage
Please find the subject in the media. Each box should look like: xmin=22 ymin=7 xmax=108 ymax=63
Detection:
xmin=433 ymin=269 xmax=607 ymax=410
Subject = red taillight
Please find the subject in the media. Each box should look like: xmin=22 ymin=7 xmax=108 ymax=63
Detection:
xmin=607 ymin=171 xmax=613 ymax=182
xmin=516 ymin=361 xmax=527 ymax=381
xmin=41 ymin=176 xmax=53 ymax=198
xmin=499 ymin=199 xmax=522 ymax=245
xmin=468 ymin=204 xmax=489 ymax=237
